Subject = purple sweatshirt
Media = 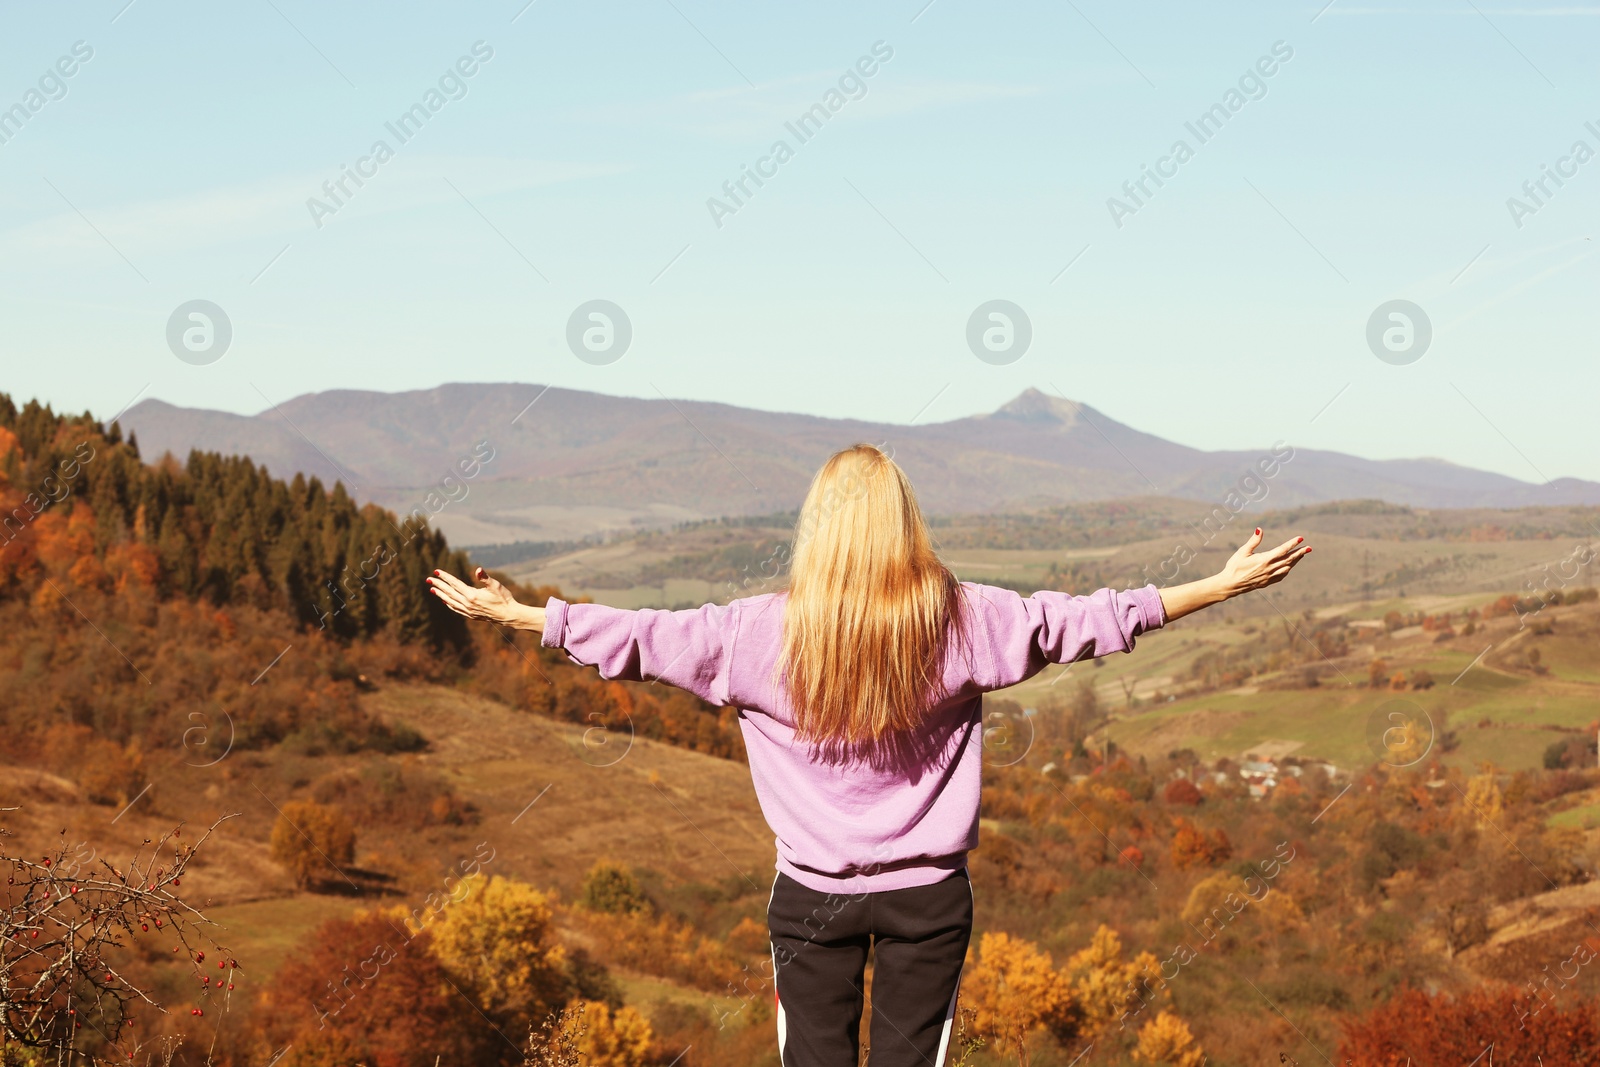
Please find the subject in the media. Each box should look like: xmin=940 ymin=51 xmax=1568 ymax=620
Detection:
xmin=541 ymin=582 xmax=1166 ymax=894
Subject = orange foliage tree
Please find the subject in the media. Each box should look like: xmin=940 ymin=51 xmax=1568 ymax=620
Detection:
xmin=1339 ymin=987 xmax=1600 ymax=1065
xmin=253 ymin=910 xmax=491 ymax=1067
xmin=1169 ymin=817 xmax=1232 ymax=869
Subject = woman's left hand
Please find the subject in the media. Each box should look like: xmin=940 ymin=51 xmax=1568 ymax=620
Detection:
xmin=427 ymin=567 xmax=545 ymax=632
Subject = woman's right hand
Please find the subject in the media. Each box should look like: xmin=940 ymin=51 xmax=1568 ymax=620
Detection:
xmin=1216 ymin=528 xmax=1311 ymax=598
xmin=1158 ymin=528 xmax=1311 ymax=621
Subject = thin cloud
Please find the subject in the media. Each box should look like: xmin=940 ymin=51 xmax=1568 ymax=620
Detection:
xmin=0 ymin=157 xmax=629 ymax=260
xmin=573 ymin=75 xmax=1038 ymax=140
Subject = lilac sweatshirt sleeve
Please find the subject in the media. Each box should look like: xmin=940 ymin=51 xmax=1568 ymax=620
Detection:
xmin=958 ymin=583 xmax=1167 ymax=692
xmin=541 ymin=597 xmax=736 ymax=706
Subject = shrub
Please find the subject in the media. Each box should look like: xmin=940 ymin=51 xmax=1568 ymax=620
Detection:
xmin=579 ymin=861 xmax=650 ymax=915
xmin=255 ymin=910 xmax=490 ymax=1067
xmin=41 ymin=724 xmax=145 ymax=807
xmin=1170 ymin=819 xmax=1231 ymax=870
xmin=567 ymin=909 xmax=746 ymax=995
xmin=1340 ymin=987 xmax=1600 ymax=1065
xmin=1162 ymin=779 xmax=1202 ymax=806
xmin=960 ymin=931 xmax=1080 ymax=1061
xmin=268 ymin=800 xmax=356 ymax=889
xmin=573 ymin=1000 xmax=654 ymax=1067
xmin=421 ymin=875 xmax=574 ymax=1044
xmin=1133 ymin=1011 xmax=1205 ymax=1066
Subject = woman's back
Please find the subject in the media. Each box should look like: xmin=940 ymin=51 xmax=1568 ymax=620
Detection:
xmin=537 ymin=579 xmax=1167 ymax=893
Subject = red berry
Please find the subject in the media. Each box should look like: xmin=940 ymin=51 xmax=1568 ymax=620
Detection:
xmin=196 ymin=951 xmax=204 ymax=962
xmin=140 ymin=923 xmax=148 ymax=931
xmin=227 ymin=983 xmax=234 ymax=990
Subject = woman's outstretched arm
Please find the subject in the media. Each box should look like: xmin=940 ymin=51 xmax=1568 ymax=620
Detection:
xmin=428 ymin=567 xmax=736 ymax=704
xmin=427 ymin=567 xmax=546 ymax=631
xmin=1159 ymin=528 xmax=1311 ymax=622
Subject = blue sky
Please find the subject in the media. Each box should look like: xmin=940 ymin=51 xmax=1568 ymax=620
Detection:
xmin=2 ymin=1 xmax=1597 ymax=484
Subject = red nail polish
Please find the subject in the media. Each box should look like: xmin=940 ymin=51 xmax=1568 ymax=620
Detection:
xmin=1255 ymin=528 xmax=1261 ymax=535
xmin=1297 ymin=537 xmax=1303 ymax=543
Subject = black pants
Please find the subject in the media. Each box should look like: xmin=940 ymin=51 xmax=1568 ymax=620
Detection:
xmin=767 ymin=868 xmax=972 ymax=1067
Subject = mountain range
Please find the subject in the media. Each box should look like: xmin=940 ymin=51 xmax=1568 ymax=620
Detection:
xmin=118 ymin=384 xmax=1600 ymax=545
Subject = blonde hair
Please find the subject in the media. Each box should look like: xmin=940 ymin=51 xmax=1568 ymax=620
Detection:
xmin=778 ymin=444 xmax=966 ymax=758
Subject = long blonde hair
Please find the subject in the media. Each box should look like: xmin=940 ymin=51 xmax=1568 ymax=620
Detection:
xmin=778 ymin=444 xmax=966 ymax=756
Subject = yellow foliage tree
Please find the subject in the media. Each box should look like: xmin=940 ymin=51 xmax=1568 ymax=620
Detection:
xmin=574 ymin=999 xmax=654 ymax=1067
xmin=960 ymin=931 xmax=1079 ymax=1065
xmin=421 ymin=875 xmax=572 ymax=1039
xmin=1134 ymin=1010 xmax=1205 ymax=1067
xmin=1063 ymin=925 xmax=1162 ymax=1032
xmin=1180 ymin=872 xmax=1302 ymax=947
xmin=268 ymin=800 xmax=356 ymax=889
xmin=1464 ymin=764 xmax=1503 ymax=827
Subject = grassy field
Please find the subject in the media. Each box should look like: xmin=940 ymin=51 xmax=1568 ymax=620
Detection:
xmin=497 ymin=504 xmax=1599 ymax=775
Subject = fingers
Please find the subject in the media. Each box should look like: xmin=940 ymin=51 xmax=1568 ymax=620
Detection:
xmin=427 ymin=575 xmax=471 ymax=610
xmin=1257 ymin=546 xmax=1312 ymax=587
xmin=1263 ymin=536 xmax=1305 ymax=564
xmin=429 ymin=569 xmax=468 ymax=594
xmin=427 ymin=571 xmax=481 ymax=617
xmin=1232 ymin=527 xmax=1265 ymax=560
xmin=428 ymin=583 xmax=472 ymax=617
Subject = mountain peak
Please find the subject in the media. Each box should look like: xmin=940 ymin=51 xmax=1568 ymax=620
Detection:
xmin=992 ymin=388 xmax=1083 ymax=426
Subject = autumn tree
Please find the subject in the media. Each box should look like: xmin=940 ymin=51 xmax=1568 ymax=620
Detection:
xmin=580 ymin=861 xmax=650 ymax=915
xmin=1180 ymin=872 xmax=1301 ymax=949
xmin=573 ymin=1000 xmax=654 ymax=1067
xmin=959 ymin=932 xmax=1080 ymax=1065
xmin=1169 ymin=818 xmax=1231 ymax=869
xmin=1063 ymin=925 xmax=1162 ymax=1033
xmin=1339 ymin=987 xmax=1600 ymax=1066
xmin=253 ymin=910 xmax=489 ymax=1067
xmin=1133 ymin=1011 xmax=1205 ymax=1067
xmin=268 ymin=800 xmax=356 ymax=889
xmin=421 ymin=875 xmax=573 ymax=1054
xmin=1162 ymin=779 xmax=1202 ymax=806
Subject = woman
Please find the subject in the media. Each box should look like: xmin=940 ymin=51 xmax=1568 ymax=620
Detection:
xmin=427 ymin=443 xmax=1309 ymax=1067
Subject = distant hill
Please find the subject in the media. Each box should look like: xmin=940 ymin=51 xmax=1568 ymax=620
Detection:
xmin=118 ymin=384 xmax=1600 ymax=545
